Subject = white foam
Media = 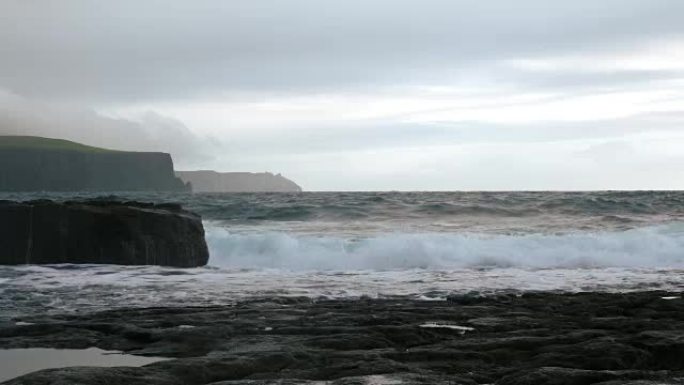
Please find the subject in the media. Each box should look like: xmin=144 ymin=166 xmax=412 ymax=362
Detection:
xmin=206 ymin=224 xmax=684 ymax=271
xmin=2 ymin=223 xmax=683 ymax=317
xmin=420 ymin=323 xmax=475 ymax=333
xmin=1 ymin=265 xmax=681 ymax=318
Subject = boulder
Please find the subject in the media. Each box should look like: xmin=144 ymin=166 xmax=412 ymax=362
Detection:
xmin=0 ymin=200 xmax=209 ymax=267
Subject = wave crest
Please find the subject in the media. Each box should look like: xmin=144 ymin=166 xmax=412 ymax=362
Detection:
xmin=206 ymin=224 xmax=684 ymax=271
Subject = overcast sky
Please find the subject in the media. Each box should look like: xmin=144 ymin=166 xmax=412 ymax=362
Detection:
xmin=1 ymin=0 xmax=684 ymax=190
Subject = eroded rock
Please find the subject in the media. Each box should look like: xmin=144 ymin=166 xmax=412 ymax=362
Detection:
xmin=0 ymin=200 xmax=208 ymax=267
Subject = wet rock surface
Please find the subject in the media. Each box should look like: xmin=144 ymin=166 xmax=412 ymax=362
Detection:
xmin=1 ymin=291 xmax=683 ymax=384
xmin=0 ymin=200 xmax=209 ymax=267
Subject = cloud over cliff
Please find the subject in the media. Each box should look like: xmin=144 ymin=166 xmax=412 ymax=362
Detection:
xmin=0 ymin=90 xmax=217 ymax=168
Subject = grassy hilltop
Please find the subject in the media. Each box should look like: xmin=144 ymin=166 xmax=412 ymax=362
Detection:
xmin=0 ymin=136 xmax=120 ymax=153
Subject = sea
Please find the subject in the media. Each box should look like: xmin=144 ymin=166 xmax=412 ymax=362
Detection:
xmin=1 ymin=191 xmax=683 ymax=322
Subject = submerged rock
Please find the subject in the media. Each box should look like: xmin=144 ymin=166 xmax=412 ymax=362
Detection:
xmin=0 ymin=200 xmax=209 ymax=267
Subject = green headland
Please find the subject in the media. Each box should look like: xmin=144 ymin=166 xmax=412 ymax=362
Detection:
xmin=0 ymin=136 xmax=120 ymax=153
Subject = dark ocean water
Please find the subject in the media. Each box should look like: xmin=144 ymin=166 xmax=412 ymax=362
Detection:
xmin=1 ymin=191 xmax=683 ymax=320
xmin=4 ymin=190 xmax=684 ymax=230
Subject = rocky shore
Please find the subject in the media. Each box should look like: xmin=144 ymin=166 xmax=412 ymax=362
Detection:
xmin=1 ymin=291 xmax=683 ymax=384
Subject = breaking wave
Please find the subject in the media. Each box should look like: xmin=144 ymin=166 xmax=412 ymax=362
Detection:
xmin=206 ymin=223 xmax=684 ymax=271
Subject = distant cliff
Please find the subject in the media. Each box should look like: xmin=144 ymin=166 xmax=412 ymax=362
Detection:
xmin=176 ymin=170 xmax=302 ymax=192
xmin=0 ymin=136 xmax=189 ymax=192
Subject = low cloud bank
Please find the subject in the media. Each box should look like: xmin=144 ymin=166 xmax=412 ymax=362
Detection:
xmin=0 ymin=90 xmax=218 ymax=168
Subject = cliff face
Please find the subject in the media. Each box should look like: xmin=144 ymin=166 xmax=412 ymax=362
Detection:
xmin=0 ymin=136 xmax=189 ymax=192
xmin=176 ymin=170 xmax=302 ymax=192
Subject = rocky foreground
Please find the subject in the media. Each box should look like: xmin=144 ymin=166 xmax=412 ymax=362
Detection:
xmin=1 ymin=291 xmax=683 ymax=384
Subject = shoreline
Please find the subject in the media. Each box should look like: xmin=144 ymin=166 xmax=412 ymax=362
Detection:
xmin=2 ymin=290 xmax=683 ymax=384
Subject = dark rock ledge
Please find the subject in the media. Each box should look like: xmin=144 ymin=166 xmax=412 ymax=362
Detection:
xmin=0 ymin=200 xmax=209 ymax=267
xmin=1 ymin=291 xmax=683 ymax=384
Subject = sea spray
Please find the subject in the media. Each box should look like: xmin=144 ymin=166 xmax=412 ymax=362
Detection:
xmin=2 ymin=191 xmax=684 ymax=319
xmin=205 ymin=223 xmax=684 ymax=270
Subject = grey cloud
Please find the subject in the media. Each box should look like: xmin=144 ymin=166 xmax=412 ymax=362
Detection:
xmin=576 ymin=140 xmax=638 ymax=163
xmin=0 ymin=0 xmax=682 ymax=102
xmin=497 ymin=68 xmax=684 ymax=92
xmin=218 ymin=110 xmax=684 ymax=157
